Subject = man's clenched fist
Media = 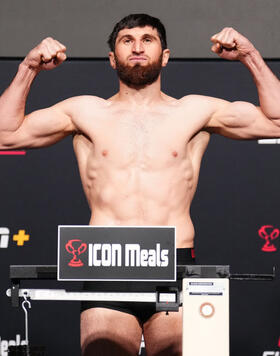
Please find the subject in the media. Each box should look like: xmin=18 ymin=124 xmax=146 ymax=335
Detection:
xmin=23 ymin=37 xmax=67 ymax=71
xmin=211 ymin=27 xmax=256 ymax=61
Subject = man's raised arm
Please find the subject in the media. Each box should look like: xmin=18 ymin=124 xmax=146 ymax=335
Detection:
xmin=0 ymin=37 xmax=76 ymax=149
xmin=206 ymin=28 xmax=280 ymax=139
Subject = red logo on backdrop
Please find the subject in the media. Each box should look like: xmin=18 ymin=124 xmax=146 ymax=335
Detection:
xmin=65 ymin=239 xmax=87 ymax=267
xmin=258 ymin=225 xmax=279 ymax=252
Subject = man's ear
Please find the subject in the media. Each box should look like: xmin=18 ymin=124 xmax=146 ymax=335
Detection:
xmin=109 ymin=52 xmax=116 ymax=69
xmin=162 ymin=49 xmax=170 ymax=67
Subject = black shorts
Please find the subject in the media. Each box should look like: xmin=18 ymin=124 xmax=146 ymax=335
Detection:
xmin=81 ymin=248 xmax=195 ymax=324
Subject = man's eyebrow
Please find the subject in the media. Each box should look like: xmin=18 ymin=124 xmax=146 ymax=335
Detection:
xmin=117 ymin=33 xmax=159 ymax=43
xmin=142 ymin=33 xmax=158 ymax=40
xmin=117 ymin=34 xmax=134 ymax=43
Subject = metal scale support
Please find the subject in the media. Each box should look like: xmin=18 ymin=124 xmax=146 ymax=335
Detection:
xmin=7 ymin=265 xmax=275 ymax=356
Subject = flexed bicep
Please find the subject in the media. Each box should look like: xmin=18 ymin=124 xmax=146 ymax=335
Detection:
xmin=207 ymin=99 xmax=280 ymax=140
xmin=0 ymin=36 xmax=70 ymax=149
xmin=0 ymin=100 xmax=76 ymax=149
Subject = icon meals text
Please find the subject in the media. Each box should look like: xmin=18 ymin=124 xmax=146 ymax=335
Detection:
xmin=88 ymin=243 xmax=169 ymax=267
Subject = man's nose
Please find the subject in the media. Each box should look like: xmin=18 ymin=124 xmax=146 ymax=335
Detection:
xmin=132 ymin=40 xmax=144 ymax=54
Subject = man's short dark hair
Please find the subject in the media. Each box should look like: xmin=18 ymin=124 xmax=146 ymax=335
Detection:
xmin=107 ymin=14 xmax=167 ymax=52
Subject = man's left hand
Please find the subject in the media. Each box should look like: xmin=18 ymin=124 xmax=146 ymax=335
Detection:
xmin=211 ymin=27 xmax=256 ymax=61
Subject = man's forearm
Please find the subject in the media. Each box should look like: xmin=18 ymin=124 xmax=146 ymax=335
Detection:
xmin=0 ymin=63 xmax=37 ymax=132
xmin=211 ymin=28 xmax=280 ymax=121
xmin=241 ymin=50 xmax=280 ymax=120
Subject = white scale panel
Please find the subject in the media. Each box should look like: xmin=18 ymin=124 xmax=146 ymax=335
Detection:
xmin=182 ymin=278 xmax=229 ymax=356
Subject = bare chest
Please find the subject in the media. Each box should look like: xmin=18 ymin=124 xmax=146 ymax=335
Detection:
xmin=86 ymin=111 xmax=194 ymax=168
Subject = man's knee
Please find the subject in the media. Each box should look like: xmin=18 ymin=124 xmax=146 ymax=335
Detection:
xmin=143 ymin=311 xmax=182 ymax=356
xmin=82 ymin=338 xmax=139 ymax=356
xmin=81 ymin=308 xmax=142 ymax=356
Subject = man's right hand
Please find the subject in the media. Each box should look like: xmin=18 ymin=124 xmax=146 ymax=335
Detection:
xmin=22 ymin=37 xmax=67 ymax=72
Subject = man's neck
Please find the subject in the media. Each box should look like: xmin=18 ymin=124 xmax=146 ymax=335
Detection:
xmin=116 ymin=76 xmax=164 ymax=106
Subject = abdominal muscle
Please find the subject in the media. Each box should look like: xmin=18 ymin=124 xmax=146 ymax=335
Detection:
xmin=85 ymin=161 xmax=197 ymax=248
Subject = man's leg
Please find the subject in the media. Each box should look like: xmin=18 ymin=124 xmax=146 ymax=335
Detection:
xmin=143 ymin=308 xmax=182 ymax=356
xmin=81 ymin=307 xmax=143 ymax=356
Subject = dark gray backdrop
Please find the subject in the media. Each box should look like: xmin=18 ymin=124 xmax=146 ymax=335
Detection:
xmin=0 ymin=58 xmax=279 ymax=355
xmin=0 ymin=0 xmax=279 ymax=58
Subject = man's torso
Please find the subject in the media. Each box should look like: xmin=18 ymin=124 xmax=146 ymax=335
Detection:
xmin=69 ymin=93 xmax=212 ymax=247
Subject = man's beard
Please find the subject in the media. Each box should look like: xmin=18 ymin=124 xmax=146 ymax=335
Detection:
xmin=115 ymin=53 xmax=163 ymax=88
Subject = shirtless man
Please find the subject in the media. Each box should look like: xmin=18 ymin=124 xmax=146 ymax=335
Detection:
xmin=0 ymin=13 xmax=280 ymax=356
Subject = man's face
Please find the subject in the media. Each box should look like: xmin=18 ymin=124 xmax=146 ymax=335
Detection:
xmin=109 ymin=26 xmax=169 ymax=88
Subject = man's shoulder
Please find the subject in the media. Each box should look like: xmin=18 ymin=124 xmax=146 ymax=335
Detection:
xmin=55 ymin=95 xmax=110 ymax=121
xmin=179 ymin=94 xmax=216 ymax=105
xmin=60 ymin=95 xmax=108 ymax=108
xmin=179 ymin=94 xmax=228 ymax=114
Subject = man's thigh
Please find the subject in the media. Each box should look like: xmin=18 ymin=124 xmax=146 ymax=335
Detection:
xmin=143 ymin=308 xmax=182 ymax=356
xmin=81 ymin=307 xmax=143 ymax=356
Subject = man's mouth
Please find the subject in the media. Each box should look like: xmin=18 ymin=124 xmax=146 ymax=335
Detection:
xmin=129 ymin=57 xmax=147 ymax=62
